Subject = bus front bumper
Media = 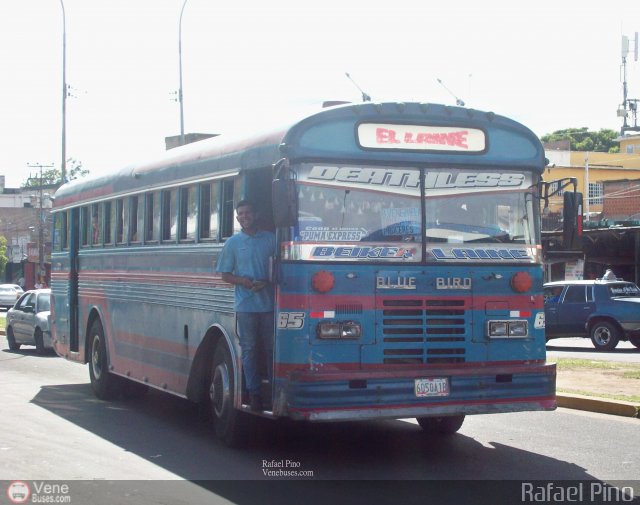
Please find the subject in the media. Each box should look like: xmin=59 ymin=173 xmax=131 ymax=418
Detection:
xmin=276 ymin=362 xmax=556 ymax=422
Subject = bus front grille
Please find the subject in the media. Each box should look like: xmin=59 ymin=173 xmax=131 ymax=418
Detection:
xmin=381 ymin=298 xmax=467 ymax=364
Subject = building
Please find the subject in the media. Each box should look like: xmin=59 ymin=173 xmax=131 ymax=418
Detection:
xmin=0 ymin=175 xmax=57 ymax=289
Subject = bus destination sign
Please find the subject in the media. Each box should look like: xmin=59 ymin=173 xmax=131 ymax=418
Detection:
xmin=358 ymin=123 xmax=486 ymax=152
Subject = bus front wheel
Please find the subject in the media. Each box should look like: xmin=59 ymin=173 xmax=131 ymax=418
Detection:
xmin=209 ymin=341 xmax=247 ymax=447
xmin=416 ymin=415 xmax=465 ymax=435
xmin=88 ymin=319 xmax=120 ymax=400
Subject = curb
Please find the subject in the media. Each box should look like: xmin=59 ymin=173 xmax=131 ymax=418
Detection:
xmin=557 ymin=393 xmax=640 ymax=418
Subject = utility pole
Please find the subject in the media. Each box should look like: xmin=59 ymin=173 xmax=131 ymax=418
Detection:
xmin=178 ymin=0 xmax=188 ymax=146
xmin=26 ymin=163 xmax=53 ymax=287
xmin=60 ymin=0 xmax=67 ymax=182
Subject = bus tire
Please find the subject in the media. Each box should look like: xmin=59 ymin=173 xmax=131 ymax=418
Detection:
xmin=7 ymin=327 xmax=20 ymax=351
xmin=628 ymin=334 xmax=640 ymax=349
xmin=416 ymin=415 xmax=465 ymax=435
xmin=34 ymin=328 xmax=45 ymax=355
xmin=590 ymin=321 xmax=619 ymax=352
xmin=88 ymin=319 xmax=120 ymax=400
xmin=209 ymin=341 xmax=246 ymax=447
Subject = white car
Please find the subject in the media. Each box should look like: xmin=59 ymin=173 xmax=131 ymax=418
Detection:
xmin=0 ymin=284 xmax=22 ymax=309
xmin=6 ymin=289 xmax=52 ymax=354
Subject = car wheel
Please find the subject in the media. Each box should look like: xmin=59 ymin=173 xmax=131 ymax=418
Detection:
xmin=416 ymin=415 xmax=465 ymax=435
xmin=6 ymin=327 xmax=20 ymax=351
xmin=590 ymin=321 xmax=620 ymax=352
xmin=629 ymin=334 xmax=640 ymax=349
xmin=209 ymin=341 xmax=247 ymax=447
xmin=88 ymin=319 xmax=121 ymax=400
xmin=34 ymin=328 xmax=45 ymax=355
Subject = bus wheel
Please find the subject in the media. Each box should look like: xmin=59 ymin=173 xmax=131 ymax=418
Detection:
xmin=88 ymin=319 xmax=120 ymax=400
xmin=209 ymin=341 xmax=246 ymax=447
xmin=34 ymin=328 xmax=45 ymax=355
xmin=7 ymin=327 xmax=20 ymax=351
xmin=628 ymin=334 xmax=640 ymax=349
xmin=416 ymin=415 xmax=465 ymax=435
xmin=590 ymin=321 xmax=619 ymax=352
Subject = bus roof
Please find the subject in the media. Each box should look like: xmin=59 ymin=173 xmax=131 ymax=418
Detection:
xmin=54 ymin=102 xmax=544 ymax=209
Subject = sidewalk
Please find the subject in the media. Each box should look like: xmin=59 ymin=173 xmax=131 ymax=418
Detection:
xmin=1 ymin=324 xmax=637 ymax=418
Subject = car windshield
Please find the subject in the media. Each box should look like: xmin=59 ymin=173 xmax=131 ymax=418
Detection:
xmin=607 ymin=283 xmax=640 ymax=298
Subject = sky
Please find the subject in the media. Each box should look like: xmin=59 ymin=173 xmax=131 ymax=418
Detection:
xmin=1 ymin=0 xmax=639 ymax=188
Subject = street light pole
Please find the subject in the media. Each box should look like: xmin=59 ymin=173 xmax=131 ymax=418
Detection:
xmin=60 ymin=0 xmax=67 ymax=182
xmin=178 ymin=0 xmax=188 ymax=146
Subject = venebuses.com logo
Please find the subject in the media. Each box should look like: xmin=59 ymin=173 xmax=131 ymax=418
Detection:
xmin=6 ymin=481 xmax=30 ymax=504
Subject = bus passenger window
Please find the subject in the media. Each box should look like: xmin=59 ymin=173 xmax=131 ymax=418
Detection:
xmin=116 ymin=199 xmax=128 ymax=244
xmin=179 ymin=186 xmax=197 ymax=241
xmin=130 ymin=195 xmax=143 ymax=243
xmin=145 ymin=191 xmax=161 ymax=242
xmin=80 ymin=207 xmax=89 ymax=247
xmin=91 ymin=204 xmax=102 ymax=246
xmin=221 ymin=179 xmax=235 ymax=240
xmin=162 ymin=190 xmax=177 ymax=242
xmin=199 ymin=183 xmax=220 ymax=241
xmin=104 ymin=201 xmax=113 ymax=245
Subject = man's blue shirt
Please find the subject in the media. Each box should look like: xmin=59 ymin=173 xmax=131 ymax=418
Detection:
xmin=216 ymin=230 xmax=276 ymax=312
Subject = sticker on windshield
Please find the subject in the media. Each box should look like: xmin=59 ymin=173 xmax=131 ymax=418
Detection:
xmin=298 ymin=227 xmax=368 ymax=242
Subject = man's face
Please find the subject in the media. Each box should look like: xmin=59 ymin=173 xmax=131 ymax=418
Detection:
xmin=236 ymin=205 xmax=256 ymax=230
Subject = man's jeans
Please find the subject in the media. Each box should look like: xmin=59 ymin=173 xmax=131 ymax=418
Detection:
xmin=237 ymin=311 xmax=274 ymax=394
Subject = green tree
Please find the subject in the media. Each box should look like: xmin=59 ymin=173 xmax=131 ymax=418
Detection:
xmin=22 ymin=158 xmax=89 ymax=187
xmin=541 ymin=128 xmax=620 ymax=153
xmin=0 ymin=236 xmax=8 ymax=277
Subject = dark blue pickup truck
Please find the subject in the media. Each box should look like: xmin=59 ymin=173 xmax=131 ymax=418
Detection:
xmin=544 ymin=279 xmax=640 ymax=351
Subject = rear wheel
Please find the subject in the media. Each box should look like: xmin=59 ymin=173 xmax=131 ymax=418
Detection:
xmin=629 ymin=334 xmax=640 ymax=349
xmin=34 ymin=328 xmax=45 ymax=355
xmin=416 ymin=415 xmax=465 ymax=435
xmin=88 ymin=319 xmax=121 ymax=400
xmin=590 ymin=321 xmax=620 ymax=352
xmin=6 ymin=327 xmax=20 ymax=351
xmin=209 ymin=341 xmax=247 ymax=447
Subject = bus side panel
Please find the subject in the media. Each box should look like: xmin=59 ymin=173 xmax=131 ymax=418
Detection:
xmin=75 ymin=244 xmax=235 ymax=397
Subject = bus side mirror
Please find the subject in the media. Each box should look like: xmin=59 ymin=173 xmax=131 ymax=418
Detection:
xmin=272 ymin=179 xmax=297 ymax=228
xmin=563 ymin=191 xmax=583 ymax=250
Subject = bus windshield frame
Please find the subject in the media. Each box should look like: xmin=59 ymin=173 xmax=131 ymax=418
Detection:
xmin=283 ymin=163 xmax=540 ymax=263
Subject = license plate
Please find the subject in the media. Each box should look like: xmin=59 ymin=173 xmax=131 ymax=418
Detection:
xmin=415 ymin=378 xmax=449 ymax=397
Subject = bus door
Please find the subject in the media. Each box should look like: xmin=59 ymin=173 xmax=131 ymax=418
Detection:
xmin=69 ymin=207 xmax=80 ymax=352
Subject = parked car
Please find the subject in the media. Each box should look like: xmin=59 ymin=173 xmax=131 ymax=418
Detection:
xmin=0 ymin=284 xmax=22 ymax=309
xmin=6 ymin=289 xmax=52 ymax=354
xmin=544 ymin=279 xmax=640 ymax=351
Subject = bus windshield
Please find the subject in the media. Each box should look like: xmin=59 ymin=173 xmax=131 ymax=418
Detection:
xmin=289 ymin=164 xmax=538 ymax=262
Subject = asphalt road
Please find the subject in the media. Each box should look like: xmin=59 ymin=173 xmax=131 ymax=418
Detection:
xmin=1 ymin=320 xmax=638 ymax=504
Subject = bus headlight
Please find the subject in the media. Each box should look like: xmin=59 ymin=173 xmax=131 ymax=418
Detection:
xmin=317 ymin=321 xmax=362 ymax=339
xmin=488 ymin=320 xmax=528 ymax=338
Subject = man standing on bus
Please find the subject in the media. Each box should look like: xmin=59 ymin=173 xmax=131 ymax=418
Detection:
xmin=216 ymin=200 xmax=276 ymax=411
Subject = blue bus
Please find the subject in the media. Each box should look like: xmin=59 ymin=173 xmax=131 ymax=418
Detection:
xmin=51 ymin=102 xmax=567 ymax=446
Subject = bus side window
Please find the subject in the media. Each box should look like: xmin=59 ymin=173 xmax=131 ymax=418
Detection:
xmin=104 ymin=201 xmax=113 ymax=245
xmin=145 ymin=191 xmax=161 ymax=242
xmin=179 ymin=186 xmax=197 ymax=241
xmin=130 ymin=195 xmax=143 ymax=243
xmin=116 ymin=199 xmax=128 ymax=244
xmin=199 ymin=182 xmax=220 ymax=241
xmin=162 ymin=189 xmax=178 ymax=242
xmin=220 ymin=179 xmax=236 ymax=240
xmin=91 ymin=203 xmax=102 ymax=246
xmin=80 ymin=206 xmax=89 ymax=247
